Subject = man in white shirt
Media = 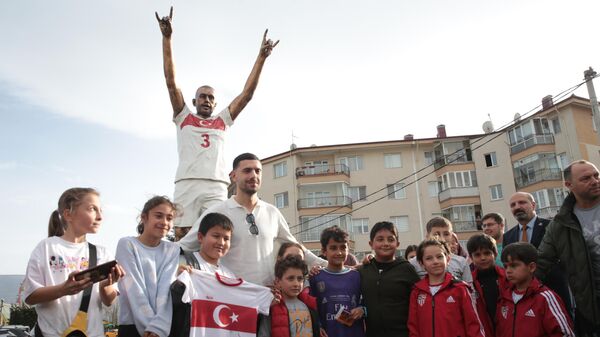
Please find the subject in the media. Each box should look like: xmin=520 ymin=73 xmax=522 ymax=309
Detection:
xmin=156 ymin=7 xmax=279 ymax=240
xmin=179 ymin=153 xmax=327 ymax=286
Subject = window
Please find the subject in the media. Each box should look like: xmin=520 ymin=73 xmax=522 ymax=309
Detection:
xmin=306 ymin=191 xmax=331 ymax=207
xmin=484 ymin=152 xmax=497 ymax=167
xmin=384 ymin=154 xmax=402 ymax=168
xmin=558 ymin=152 xmax=569 ymax=169
xmin=490 ymin=185 xmax=503 ymax=201
xmin=339 ymin=156 xmax=364 ymax=171
xmin=300 ymin=214 xmax=350 ymax=241
xmin=428 ymin=181 xmax=438 ymax=197
xmin=387 ymin=183 xmax=406 ymax=199
xmin=424 ymin=151 xmax=434 ymax=165
xmin=551 ymin=118 xmax=561 ymax=134
xmin=274 ymin=192 xmax=288 ymax=208
xmin=351 ymin=218 xmax=369 ymax=234
xmin=274 ymin=162 xmax=287 ymax=178
xmin=348 ymin=186 xmax=367 ymax=202
xmin=390 ymin=216 xmax=409 ymax=232
xmin=508 ymin=118 xmax=553 ymax=145
xmin=437 ymin=170 xmax=477 ymax=190
xmin=533 ymin=190 xmax=549 ymax=209
xmin=304 ymin=160 xmax=329 ymax=175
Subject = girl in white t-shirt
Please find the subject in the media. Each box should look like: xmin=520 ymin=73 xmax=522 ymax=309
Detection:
xmin=116 ymin=196 xmax=180 ymax=337
xmin=23 ymin=187 xmax=124 ymax=337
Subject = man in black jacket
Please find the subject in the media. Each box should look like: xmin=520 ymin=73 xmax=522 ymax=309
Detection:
xmin=537 ymin=160 xmax=600 ymax=336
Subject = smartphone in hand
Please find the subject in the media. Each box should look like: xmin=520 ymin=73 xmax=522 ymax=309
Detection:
xmin=335 ymin=306 xmax=354 ymax=327
xmin=74 ymin=260 xmax=118 ymax=283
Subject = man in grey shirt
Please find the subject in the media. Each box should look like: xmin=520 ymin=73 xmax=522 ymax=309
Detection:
xmin=537 ymin=160 xmax=600 ymax=336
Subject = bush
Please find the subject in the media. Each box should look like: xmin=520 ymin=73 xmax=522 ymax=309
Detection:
xmin=9 ymin=305 xmax=37 ymax=328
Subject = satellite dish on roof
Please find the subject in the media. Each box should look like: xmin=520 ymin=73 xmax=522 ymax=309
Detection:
xmin=514 ymin=113 xmax=521 ymax=122
xmin=290 ymin=143 xmax=297 ymax=150
xmin=482 ymin=121 xmax=494 ymax=134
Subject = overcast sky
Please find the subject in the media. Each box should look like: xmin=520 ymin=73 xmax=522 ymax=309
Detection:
xmin=1 ymin=0 xmax=599 ymax=275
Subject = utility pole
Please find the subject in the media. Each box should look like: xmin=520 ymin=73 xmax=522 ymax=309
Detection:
xmin=584 ymin=67 xmax=600 ymax=144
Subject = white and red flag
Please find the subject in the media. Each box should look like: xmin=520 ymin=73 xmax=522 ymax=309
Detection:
xmin=179 ymin=270 xmax=273 ymax=337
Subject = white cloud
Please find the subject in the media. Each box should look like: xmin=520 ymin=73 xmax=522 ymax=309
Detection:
xmin=0 ymin=161 xmax=17 ymax=170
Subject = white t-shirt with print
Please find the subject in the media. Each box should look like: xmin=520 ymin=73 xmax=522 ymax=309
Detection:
xmin=23 ymin=236 xmax=113 ymax=337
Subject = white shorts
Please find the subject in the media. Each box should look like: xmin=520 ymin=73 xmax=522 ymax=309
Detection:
xmin=173 ymin=179 xmax=228 ymax=227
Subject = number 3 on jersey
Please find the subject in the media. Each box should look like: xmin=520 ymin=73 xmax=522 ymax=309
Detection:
xmin=201 ymin=134 xmax=210 ymax=148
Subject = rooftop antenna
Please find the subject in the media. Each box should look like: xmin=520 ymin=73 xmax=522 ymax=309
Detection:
xmin=290 ymin=130 xmax=299 ymax=150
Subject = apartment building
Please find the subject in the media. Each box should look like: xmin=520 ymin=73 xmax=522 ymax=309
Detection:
xmin=259 ymin=95 xmax=600 ymax=257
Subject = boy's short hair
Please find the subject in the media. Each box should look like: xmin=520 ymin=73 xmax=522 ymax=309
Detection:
xmin=320 ymin=225 xmax=349 ymax=249
xmin=501 ymin=242 xmax=538 ymax=264
xmin=466 ymin=234 xmax=498 ymax=256
xmin=481 ymin=212 xmax=504 ymax=225
xmin=416 ymin=238 xmax=450 ymax=263
xmin=274 ymin=254 xmax=308 ymax=279
xmin=369 ymin=221 xmax=398 ymax=241
xmin=198 ymin=212 xmax=234 ymax=236
xmin=232 ymin=152 xmax=260 ymax=169
xmin=425 ymin=216 xmax=453 ymax=234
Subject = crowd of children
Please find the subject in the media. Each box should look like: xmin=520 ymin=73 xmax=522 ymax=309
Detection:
xmin=23 ymin=187 xmax=575 ymax=337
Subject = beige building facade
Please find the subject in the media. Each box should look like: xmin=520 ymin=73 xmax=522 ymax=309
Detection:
xmin=259 ymin=95 xmax=600 ymax=258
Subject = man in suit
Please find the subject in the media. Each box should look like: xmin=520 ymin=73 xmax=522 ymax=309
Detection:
xmin=504 ymin=191 xmax=573 ymax=316
xmin=504 ymin=192 xmax=547 ymax=247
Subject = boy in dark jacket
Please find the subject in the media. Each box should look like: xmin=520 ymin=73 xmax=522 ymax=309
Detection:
xmin=358 ymin=221 xmax=420 ymax=337
xmin=467 ymin=233 xmax=509 ymax=337
xmin=496 ymin=242 xmax=574 ymax=337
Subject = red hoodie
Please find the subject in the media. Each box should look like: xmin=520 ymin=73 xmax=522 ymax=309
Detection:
xmin=472 ymin=265 xmax=509 ymax=337
xmin=495 ymin=278 xmax=574 ymax=337
xmin=408 ymin=272 xmax=485 ymax=337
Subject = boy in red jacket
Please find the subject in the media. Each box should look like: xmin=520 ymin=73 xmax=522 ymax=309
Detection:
xmin=496 ymin=242 xmax=574 ymax=337
xmin=264 ymin=255 xmax=321 ymax=337
xmin=467 ymin=233 xmax=509 ymax=337
xmin=408 ymin=238 xmax=485 ymax=337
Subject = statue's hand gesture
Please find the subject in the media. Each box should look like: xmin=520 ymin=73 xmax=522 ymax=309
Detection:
xmin=260 ymin=29 xmax=279 ymax=58
xmin=155 ymin=6 xmax=174 ymax=38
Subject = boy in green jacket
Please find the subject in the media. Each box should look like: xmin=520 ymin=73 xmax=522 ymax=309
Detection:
xmin=358 ymin=221 xmax=420 ymax=337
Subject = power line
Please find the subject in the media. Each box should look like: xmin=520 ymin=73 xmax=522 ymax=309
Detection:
xmin=287 ymin=76 xmax=591 ymax=237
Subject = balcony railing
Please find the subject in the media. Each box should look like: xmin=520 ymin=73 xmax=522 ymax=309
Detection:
xmin=452 ymin=220 xmax=479 ymax=233
xmin=536 ymin=206 xmax=561 ymax=219
xmin=299 ymin=230 xmax=356 ymax=243
xmin=297 ymin=196 xmax=353 ymax=209
xmin=296 ymin=164 xmax=350 ymax=178
xmin=434 ymin=150 xmax=472 ymax=169
xmin=438 ymin=186 xmax=479 ymax=202
xmin=510 ymin=134 xmax=555 ymax=154
xmin=514 ymin=168 xmax=562 ymax=189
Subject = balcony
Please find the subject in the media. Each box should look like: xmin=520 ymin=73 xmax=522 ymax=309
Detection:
xmin=514 ymin=168 xmax=562 ymax=189
xmin=510 ymin=134 xmax=554 ymax=154
xmin=434 ymin=150 xmax=472 ymax=170
xmin=452 ymin=220 xmax=479 ymax=233
xmin=438 ymin=186 xmax=479 ymax=202
xmin=536 ymin=206 xmax=561 ymax=219
xmin=296 ymin=164 xmax=350 ymax=178
xmin=297 ymin=196 xmax=353 ymax=209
